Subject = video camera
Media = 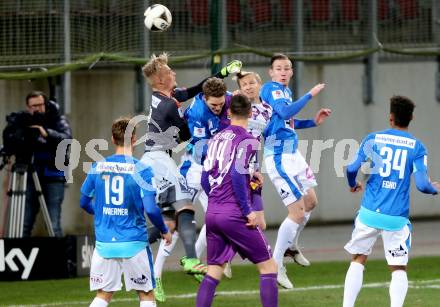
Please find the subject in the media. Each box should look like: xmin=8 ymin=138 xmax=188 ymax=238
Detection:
xmin=1 ymin=111 xmax=45 ymax=167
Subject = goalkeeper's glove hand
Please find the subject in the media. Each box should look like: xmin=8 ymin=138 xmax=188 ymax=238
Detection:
xmin=220 ymin=60 xmax=242 ymax=77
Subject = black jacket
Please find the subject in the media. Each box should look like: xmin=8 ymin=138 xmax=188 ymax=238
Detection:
xmin=3 ymin=100 xmax=72 ymax=180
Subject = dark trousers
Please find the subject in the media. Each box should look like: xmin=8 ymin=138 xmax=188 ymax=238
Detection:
xmin=23 ymin=173 xmax=65 ymax=237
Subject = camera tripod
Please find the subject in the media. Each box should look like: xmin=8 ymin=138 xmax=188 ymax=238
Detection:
xmin=5 ymin=162 xmax=55 ymax=238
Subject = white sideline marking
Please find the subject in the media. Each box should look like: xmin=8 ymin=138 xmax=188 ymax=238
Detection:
xmin=6 ymin=279 xmax=440 ymax=306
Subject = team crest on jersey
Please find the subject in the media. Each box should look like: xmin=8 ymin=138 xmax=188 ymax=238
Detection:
xmin=193 ymin=127 xmax=206 ymax=138
xmin=151 ymin=95 xmax=161 ymax=108
xmin=272 ymin=90 xmax=284 ymax=100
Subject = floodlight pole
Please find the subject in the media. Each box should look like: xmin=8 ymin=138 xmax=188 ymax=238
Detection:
xmin=292 ymin=0 xmax=304 ymax=100
xmin=433 ymin=1 xmax=440 ymax=102
xmin=210 ymin=0 xmax=226 ymax=74
xmin=363 ymin=0 xmax=378 ymax=105
xmin=63 ymin=0 xmax=71 ymax=114
xmin=137 ymin=0 xmax=151 ymax=114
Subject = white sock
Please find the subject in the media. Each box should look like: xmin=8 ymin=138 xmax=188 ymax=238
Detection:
xmin=389 ymin=270 xmax=408 ymax=307
xmin=291 ymin=210 xmax=312 ymax=249
xmin=154 ymin=231 xmax=179 ymax=278
xmin=343 ymin=262 xmax=364 ymax=307
xmin=195 ymin=224 xmax=207 ymax=259
xmin=273 ymin=218 xmax=300 ymax=266
xmin=90 ymin=297 xmax=108 ymax=307
xmin=140 ymin=300 xmax=156 ymax=307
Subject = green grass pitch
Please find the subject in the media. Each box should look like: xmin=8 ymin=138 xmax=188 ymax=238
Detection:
xmin=1 ymin=256 xmax=439 ymax=306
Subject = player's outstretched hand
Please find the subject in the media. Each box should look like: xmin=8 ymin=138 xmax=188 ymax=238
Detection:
xmin=314 ymin=108 xmax=332 ymax=126
xmin=162 ymin=231 xmax=172 ymax=245
xmin=220 ymin=60 xmax=242 ymax=77
xmin=350 ymin=181 xmax=363 ymax=193
xmin=309 ymin=83 xmax=325 ymax=97
xmin=246 ymin=211 xmax=257 ymax=228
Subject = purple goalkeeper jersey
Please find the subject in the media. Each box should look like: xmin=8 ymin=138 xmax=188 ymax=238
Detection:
xmin=204 ymin=125 xmax=259 ymax=217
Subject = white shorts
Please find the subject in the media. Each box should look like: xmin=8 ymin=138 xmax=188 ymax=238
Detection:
xmin=141 ymin=151 xmax=192 ymax=211
xmin=344 ymin=218 xmax=411 ymax=266
xmin=90 ymin=247 xmax=155 ymax=292
xmin=179 ymin=152 xmax=208 ymax=212
xmin=264 ymin=152 xmax=317 ymax=206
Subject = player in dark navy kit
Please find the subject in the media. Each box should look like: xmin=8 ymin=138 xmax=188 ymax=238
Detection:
xmin=196 ymin=94 xmax=278 ymax=307
xmin=140 ymin=53 xmax=242 ymax=301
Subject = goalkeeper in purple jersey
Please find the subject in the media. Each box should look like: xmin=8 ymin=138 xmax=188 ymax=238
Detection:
xmin=196 ymin=94 xmax=278 ymax=307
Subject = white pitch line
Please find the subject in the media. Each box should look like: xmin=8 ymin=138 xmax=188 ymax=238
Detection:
xmin=5 ymin=279 xmax=440 ymax=307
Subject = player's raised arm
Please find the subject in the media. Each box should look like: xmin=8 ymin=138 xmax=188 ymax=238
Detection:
xmin=173 ymin=60 xmax=242 ymax=102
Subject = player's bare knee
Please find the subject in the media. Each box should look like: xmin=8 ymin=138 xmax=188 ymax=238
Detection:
xmin=304 ymin=189 xmax=318 ymax=211
xmin=137 ymin=290 xmax=154 ymax=301
xmin=257 ymin=258 xmax=277 ymax=275
xmin=165 ymin=220 xmax=176 ymax=232
xmin=352 ymin=254 xmax=367 ymax=265
xmin=96 ymin=290 xmax=113 ymax=302
xmin=389 ymin=265 xmax=406 ymax=272
xmin=207 ymin=265 xmax=224 ymax=281
xmin=287 ymin=203 xmax=305 ymax=224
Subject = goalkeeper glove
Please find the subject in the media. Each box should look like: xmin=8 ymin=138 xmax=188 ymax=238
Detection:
xmin=220 ymin=60 xmax=242 ymax=77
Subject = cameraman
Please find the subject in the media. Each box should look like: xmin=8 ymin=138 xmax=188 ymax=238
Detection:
xmin=7 ymin=91 xmax=72 ymax=237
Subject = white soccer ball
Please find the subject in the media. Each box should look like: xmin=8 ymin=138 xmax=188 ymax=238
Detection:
xmin=144 ymin=4 xmax=172 ymax=32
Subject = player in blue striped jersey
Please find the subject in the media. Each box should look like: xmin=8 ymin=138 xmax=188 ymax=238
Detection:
xmin=343 ymin=96 xmax=439 ymax=307
xmin=260 ymin=53 xmax=331 ymax=288
xmin=80 ymin=118 xmax=171 ymax=307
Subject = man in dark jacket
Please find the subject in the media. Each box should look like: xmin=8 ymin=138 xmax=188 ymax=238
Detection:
xmin=17 ymin=91 xmax=72 ymax=237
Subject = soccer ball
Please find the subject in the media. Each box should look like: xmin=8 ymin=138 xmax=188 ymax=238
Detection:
xmin=144 ymin=4 xmax=172 ymax=32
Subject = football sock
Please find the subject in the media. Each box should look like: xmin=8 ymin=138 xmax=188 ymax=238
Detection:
xmin=343 ymin=262 xmax=364 ymax=307
xmin=389 ymin=270 xmax=408 ymax=307
xmin=291 ymin=210 xmax=312 ymax=249
xmin=140 ymin=301 xmax=156 ymax=307
xmin=147 ymin=226 xmax=162 ymax=244
xmin=196 ymin=275 xmax=219 ymax=307
xmin=273 ymin=218 xmax=299 ymax=265
xmin=260 ymin=273 xmax=278 ymax=307
xmin=195 ymin=224 xmax=207 ymax=259
xmin=177 ymin=210 xmax=197 ymax=258
xmin=90 ymin=297 xmax=108 ymax=307
xmin=154 ymin=231 xmax=179 ymax=278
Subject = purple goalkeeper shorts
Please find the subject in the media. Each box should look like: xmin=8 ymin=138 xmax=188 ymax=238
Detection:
xmin=205 ymin=212 xmax=272 ymax=265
